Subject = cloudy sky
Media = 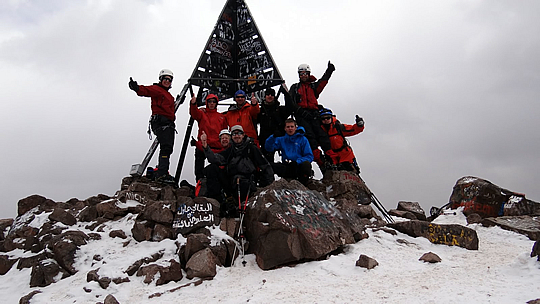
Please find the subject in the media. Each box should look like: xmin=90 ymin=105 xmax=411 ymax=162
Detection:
xmin=1 ymin=0 xmax=539 ymax=219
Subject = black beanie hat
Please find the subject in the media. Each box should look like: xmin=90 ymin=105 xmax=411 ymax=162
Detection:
xmin=265 ymin=88 xmax=276 ymax=96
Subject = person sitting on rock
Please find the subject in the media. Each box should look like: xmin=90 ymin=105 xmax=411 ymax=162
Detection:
xmin=265 ymin=118 xmax=314 ymax=185
xmin=201 ymin=125 xmax=274 ymax=216
xmin=319 ymin=107 xmax=364 ymax=173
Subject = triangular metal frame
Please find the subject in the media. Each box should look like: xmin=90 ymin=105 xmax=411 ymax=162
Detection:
xmin=189 ymin=0 xmax=284 ymax=100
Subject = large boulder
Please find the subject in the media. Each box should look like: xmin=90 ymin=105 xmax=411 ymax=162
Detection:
xmin=449 ymin=176 xmax=540 ymax=218
xmin=388 ymin=220 xmax=479 ymax=250
xmin=245 ymin=179 xmax=360 ymax=270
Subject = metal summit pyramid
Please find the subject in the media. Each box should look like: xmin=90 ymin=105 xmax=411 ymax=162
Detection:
xmin=189 ymin=0 xmax=283 ymax=100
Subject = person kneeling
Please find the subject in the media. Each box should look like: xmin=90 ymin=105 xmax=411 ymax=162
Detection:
xmin=265 ymin=118 xmax=314 ymax=185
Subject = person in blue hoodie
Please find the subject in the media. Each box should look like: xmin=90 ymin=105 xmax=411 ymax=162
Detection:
xmin=265 ymin=118 xmax=314 ymax=185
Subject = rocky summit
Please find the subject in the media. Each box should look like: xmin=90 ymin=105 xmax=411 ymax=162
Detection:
xmin=0 ymin=174 xmax=538 ymax=303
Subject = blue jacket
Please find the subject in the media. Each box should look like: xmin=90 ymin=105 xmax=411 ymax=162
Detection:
xmin=265 ymin=127 xmax=314 ymax=164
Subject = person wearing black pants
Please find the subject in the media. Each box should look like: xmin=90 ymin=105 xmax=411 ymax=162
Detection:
xmin=129 ymin=68 xmax=176 ymax=183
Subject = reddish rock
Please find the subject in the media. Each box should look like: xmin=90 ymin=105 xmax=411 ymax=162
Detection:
xmin=109 ymin=230 xmax=127 ymax=239
xmin=419 ymin=252 xmax=442 ymax=263
xmin=30 ymin=259 xmax=69 ymax=287
xmin=48 ymin=231 xmax=89 ymax=274
xmin=356 ymin=254 xmax=378 ymax=269
xmin=17 ymin=195 xmax=48 ymax=216
xmin=49 ymin=208 xmax=77 ymax=226
xmin=152 ymin=223 xmax=174 ymax=241
xmin=397 ymin=201 xmax=427 ymax=221
xmin=104 ymin=294 xmax=120 ymax=304
xmin=186 ymin=248 xmax=218 ymax=280
xmin=246 ymin=179 xmax=360 ymax=270
xmin=131 ymin=220 xmax=153 ymax=242
xmin=450 ymin=176 xmax=540 ymax=218
xmin=0 ymin=254 xmax=16 ymax=274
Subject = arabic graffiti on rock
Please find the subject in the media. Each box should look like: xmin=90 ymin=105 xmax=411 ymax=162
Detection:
xmin=172 ymin=202 xmax=215 ymax=229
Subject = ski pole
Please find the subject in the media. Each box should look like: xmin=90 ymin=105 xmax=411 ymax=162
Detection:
xmin=238 ymin=178 xmax=252 ymax=267
xmin=232 ymin=177 xmax=242 ymax=266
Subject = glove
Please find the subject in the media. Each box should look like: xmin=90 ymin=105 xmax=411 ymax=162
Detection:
xmin=128 ymin=77 xmax=139 ymax=92
xmin=190 ymin=137 xmax=197 ymax=147
xmin=355 ymin=115 xmax=364 ymax=127
xmin=327 ymin=61 xmax=335 ymax=73
xmin=273 ymin=129 xmax=282 ymax=138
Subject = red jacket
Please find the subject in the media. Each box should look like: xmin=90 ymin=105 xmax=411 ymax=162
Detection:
xmin=321 ymin=117 xmax=364 ymax=164
xmin=190 ymin=103 xmax=228 ymax=151
xmin=137 ymin=84 xmax=175 ymax=121
xmin=291 ymin=75 xmax=328 ymax=110
xmin=225 ymin=102 xmax=260 ymax=146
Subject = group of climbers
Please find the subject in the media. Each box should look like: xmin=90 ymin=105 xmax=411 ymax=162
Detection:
xmin=128 ymin=62 xmax=365 ymax=216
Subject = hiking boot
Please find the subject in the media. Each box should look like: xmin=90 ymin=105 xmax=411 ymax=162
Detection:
xmin=156 ymin=174 xmax=176 ymax=186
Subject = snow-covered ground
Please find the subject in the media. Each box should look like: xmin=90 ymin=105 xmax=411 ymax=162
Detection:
xmin=1 ymin=210 xmax=538 ymax=304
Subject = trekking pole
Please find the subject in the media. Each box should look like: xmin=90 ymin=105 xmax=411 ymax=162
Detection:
xmin=232 ymin=177 xmax=249 ymax=267
xmin=238 ymin=181 xmax=251 ymax=267
xmin=357 ymin=175 xmax=395 ymax=224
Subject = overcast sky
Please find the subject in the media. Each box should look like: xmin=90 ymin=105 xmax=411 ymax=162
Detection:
xmin=1 ymin=0 xmax=539 ymax=219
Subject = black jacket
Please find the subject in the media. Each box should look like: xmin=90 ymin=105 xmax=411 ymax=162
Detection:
xmin=257 ymin=100 xmax=291 ymax=145
xmin=204 ymin=137 xmax=274 ymax=186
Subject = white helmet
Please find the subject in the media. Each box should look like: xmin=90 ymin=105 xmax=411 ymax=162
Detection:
xmin=297 ymin=64 xmax=311 ymax=73
xmin=219 ymin=129 xmax=231 ymax=137
xmin=159 ymin=69 xmax=174 ymax=79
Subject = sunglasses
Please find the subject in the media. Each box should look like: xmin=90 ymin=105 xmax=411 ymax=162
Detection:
xmin=232 ymin=131 xmax=244 ymax=136
xmin=321 ymin=116 xmax=332 ymax=120
xmin=207 ymin=99 xmax=217 ymax=103
xmin=162 ymin=77 xmax=173 ymax=82
xmin=298 ymin=72 xmax=309 ymax=76
xmin=236 ymin=95 xmax=246 ymax=99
